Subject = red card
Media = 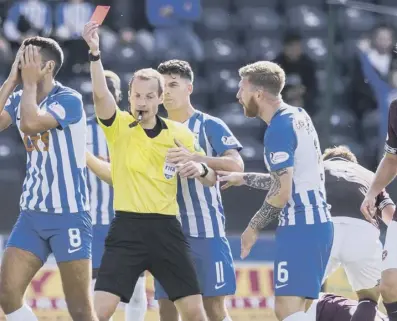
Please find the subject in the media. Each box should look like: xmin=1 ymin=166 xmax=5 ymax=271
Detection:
xmin=90 ymin=5 xmax=110 ymax=25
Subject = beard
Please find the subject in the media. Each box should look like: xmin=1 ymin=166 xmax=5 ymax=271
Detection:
xmin=243 ymin=97 xmax=259 ymax=118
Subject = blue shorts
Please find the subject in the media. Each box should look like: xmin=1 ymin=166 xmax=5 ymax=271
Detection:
xmin=274 ymin=221 xmax=333 ymax=299
xmin=92 ymin=224 xmax=110 ymax=269
xmin=155 ymin=236 xmax=236 ymax=299
xmin=6 ymin=210 xmax=92 ymax=264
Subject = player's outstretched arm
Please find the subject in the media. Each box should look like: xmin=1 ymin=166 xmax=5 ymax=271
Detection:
xmin=83 ymin=22 xmax=117 ymax=120
xmin=196 ymin=149 xmax=244 ymax=173
xmin=217 ymin=171 xmax=272 ymax=190
xmin=177 ymin=161 xmax=216 ymax=186
xmin=240 ymin=167 xmax=292 ymax=259
xmin=86 ymin=150 xmax=112 ymax=186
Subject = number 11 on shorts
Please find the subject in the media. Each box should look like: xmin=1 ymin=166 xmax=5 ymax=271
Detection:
xmin=68 ymin=228 xmax=82 ymax=253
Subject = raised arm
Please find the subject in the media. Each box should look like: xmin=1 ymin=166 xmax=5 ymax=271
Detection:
xmin=86 ymin=150 xmax=112 ymax=186
xmin=82 ymin=22 xmax=117 ymax=120
xmin=217 ymin=171 xmax=272 ymax=190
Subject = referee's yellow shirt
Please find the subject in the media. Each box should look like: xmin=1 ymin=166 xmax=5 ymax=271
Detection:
xmin=99 ymin=109 xmax=204 ymax=216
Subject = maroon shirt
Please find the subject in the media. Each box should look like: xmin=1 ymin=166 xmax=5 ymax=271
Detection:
xmin=316 ymin=294 xmax=387 ymax=321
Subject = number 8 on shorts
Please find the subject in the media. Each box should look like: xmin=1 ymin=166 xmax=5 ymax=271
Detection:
xmin=68 ymin=228 xmax=82 ymax=248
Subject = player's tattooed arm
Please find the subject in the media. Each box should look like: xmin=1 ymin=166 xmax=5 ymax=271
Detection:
xmin=243 ymin=173 xmax=272 ymax=190
xmin=249 ymin=201 xmax=283 ymax=230
xmin=249 ymin=168 xmax=291 ymax=230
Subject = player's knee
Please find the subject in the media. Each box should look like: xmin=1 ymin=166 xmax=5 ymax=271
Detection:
xmin=381 ymin=272 xmax=397 ymax=301
xmin=356 ymin=287 xmax=380 ymax=303
xmin=174 ymin=295 xmax=207 ymax=321
xmin=203 ymin=296 xmax=227 ymax=321
xmin=158 ymin=299 xmax=178 ymax=321
xmin=68 ymin=306 xmax=93 ymax=321
xmin=274 ymin=296 xmax=304 ymax=321
xmin=0 ymin=280 xmax=22 ymax=312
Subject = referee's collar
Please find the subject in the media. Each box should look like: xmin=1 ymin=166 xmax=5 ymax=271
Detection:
xmin=157 ymin=115 xmax=168 ymax=129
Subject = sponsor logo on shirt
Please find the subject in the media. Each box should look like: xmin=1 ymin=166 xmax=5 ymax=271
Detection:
xmin=163 ymin=162 xmax=177 ymax=180
xmin=270 ymin=152 xmax=289 ymax=164
xmin=221 ymin=136 xmax=237 ymax=146
xmin=48 ymin=101 xmax=66 ymax=120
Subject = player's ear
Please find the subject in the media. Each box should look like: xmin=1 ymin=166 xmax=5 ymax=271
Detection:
xmin=187 ymin=83 xmax=193 ymax=95
xmin=43 ymin=61 xmax=55 ymax=75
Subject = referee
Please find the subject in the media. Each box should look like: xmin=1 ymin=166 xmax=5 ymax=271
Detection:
xmin=83 ymin=22 xmax=210 ymax=321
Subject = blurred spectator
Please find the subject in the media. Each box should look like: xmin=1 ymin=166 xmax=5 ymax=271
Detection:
xmin=146 ymin=0 xmax=204 ymax=61
xmin=0 ymin=34 xmax=13 ymax=75
xmin=55 ymin=0 xmax=94 ymax=41
xmin=107 ymin=0 xmax=154 ymax=54
xmin=350 ymin=24 xmax=397 ymax=120
xmin=273 ymin=32 xmax=317 ymax=116
xmin=3 ymin=0 xmax=52 ymax=50
xmin=358 ymin=48 xmax=397 ymax=161
xmin=54 ymin=0 xmax=94 ymax=74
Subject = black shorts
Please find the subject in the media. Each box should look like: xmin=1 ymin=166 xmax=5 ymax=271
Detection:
xmin=94 ymin=212 xmax=201 ymax=303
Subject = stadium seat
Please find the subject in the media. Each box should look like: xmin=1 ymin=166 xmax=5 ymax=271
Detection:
xmin=233 ymin=0 xmax=278 ymax=9
xmin=245 ymin=37 xmax=283 ymax=62
xmin=361 ymin=109 xmax=380 ymax=140
xmin=207 ymin=68 xmax=240 ymax=104
xmin=303 ymin=37 xmax=328 ymax=65
xmin=328 ymin=108 xmax=358 ymax=138
xmin=196 ymin=8 xmax=236 ymax=41
xmin=203 ymin=38 xmax=242 ymax=70
xmin=315 ymin=69 xmax=346 ymax=96
xmin=285 ymin=5 xmax=327 ymax=38
xmin=201 ymin=0 xmax=231 ymax=8
xmin=328 ymin=134 xmax=365 ymax=162
xmin=337 ymin=8 xmax=378 ymax=39
xmin=378 ymin=0 xmax=397 ymax=6
xmin=236 ymin=135 xmax=265 ymax=161
xmin=283 ymin=0 xmax=324 ymax=8
xmin=105 ymin=44 xmax=148 ymax=73
xmin=212 ymin=102 xmax=264 ymax=141
xmin=238 ymin=7 xmax=282 ymax=38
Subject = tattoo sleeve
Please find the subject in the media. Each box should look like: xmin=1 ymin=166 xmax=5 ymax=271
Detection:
xmin=243 ymin=173 xmax=272 ymax=190
xmin=249 ymin=201 xmax=283 ymax=230
xmin=248 ymin=168 xmax=289 ymax=230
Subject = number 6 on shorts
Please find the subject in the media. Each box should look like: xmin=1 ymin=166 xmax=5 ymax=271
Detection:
xmin=277 ymin=261 xmax=289 ymax=283
xmin=68 ymin=228 xmax=82 ymax=248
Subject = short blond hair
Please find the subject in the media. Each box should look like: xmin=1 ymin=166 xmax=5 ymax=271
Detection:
xmin=129 ymin=68 xmax=165 ymax=96
xmin=239 ymin=61 xmax=286 ymax=96
xmin=323 ymin=145 xmax=358 ymax=163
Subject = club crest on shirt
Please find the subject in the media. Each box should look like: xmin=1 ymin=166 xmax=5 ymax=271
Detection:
xmin=163 ymin=162 xmax=177 ymax=180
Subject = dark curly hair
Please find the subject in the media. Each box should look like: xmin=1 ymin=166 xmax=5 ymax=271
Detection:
xmin=157 ymin=59 xmax=194 ymax=82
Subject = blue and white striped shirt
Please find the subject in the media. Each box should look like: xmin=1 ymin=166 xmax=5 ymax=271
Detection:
xmin=263 ymin=104 xmax=331 ymax=226
xmin=4 ymin=83 xmax=89 ymax=214
xmin=179 ymin=111 xmax=242 ymax=238
xmin=86 ymin=117 xmax=114 ymax=225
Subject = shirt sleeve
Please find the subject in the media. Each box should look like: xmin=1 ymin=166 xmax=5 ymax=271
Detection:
xmin=46 ymin=93 xmax=83 ymax=129
xmin=177 ymin=125 xmax=205 ymax=156
xmin=376 ymin=189 xmax=395 ymax=211
xmin=264 ymin=121 xmax=297 ymax=172
xmin=97 ymin=109 xmax=130 ymax=144
xmin=4 ymin=91 xmax=21 ymax=125
xmin=205 ymin=117 xmax=242 ymax=156
xmin=385 ymin=100 xmax=397 ymax=154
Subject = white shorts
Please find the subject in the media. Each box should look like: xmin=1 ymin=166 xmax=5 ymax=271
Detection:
xmin=383 ymin=221 xmax=397 ymax=271
xmin=324 ymin=217 xmax=382 ymax=291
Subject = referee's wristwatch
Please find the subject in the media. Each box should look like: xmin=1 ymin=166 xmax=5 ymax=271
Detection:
xmin=88 ymin=50 xmax=101 ymax=61
xmin=199 ymin=163 xmax=209 ymax=178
